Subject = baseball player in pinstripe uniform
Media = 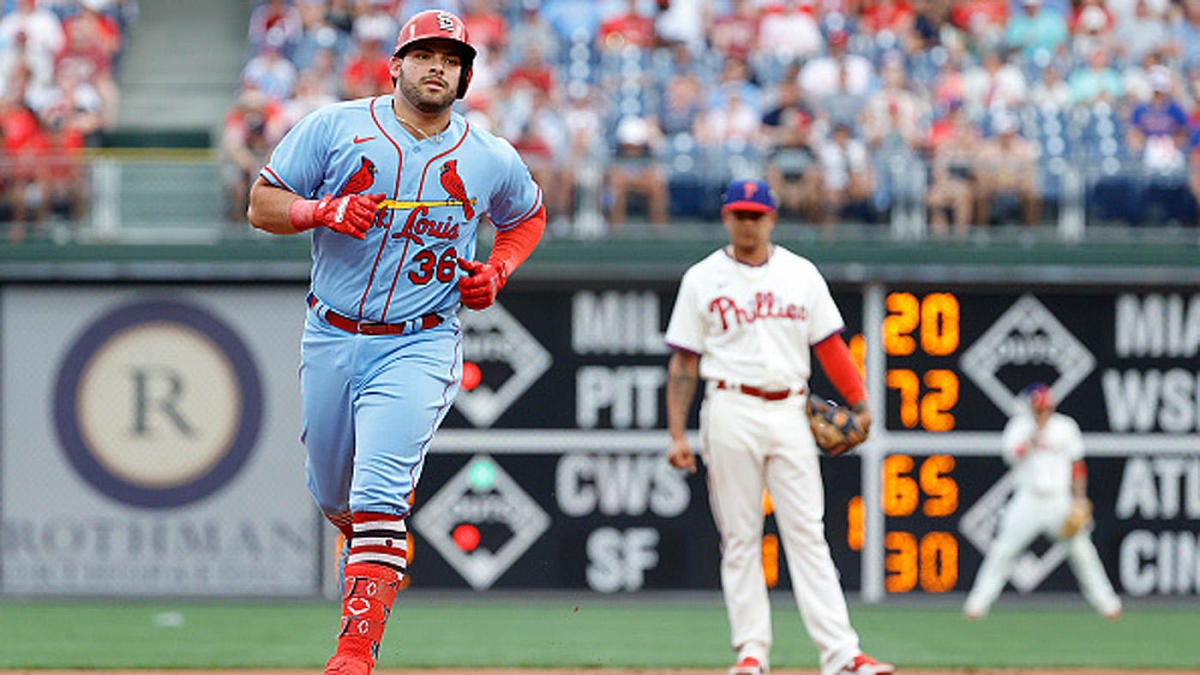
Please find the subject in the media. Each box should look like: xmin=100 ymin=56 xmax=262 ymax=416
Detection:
xmin=963 ymin=383 xmax=1122 ymax=621
xmin=247 ymin=10 xmax=544 ymax=675
xmin=664 ymin=179 xmax=893 ymax=675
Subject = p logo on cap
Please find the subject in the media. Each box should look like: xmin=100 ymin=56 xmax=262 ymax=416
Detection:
xmin=721 ymin=178 xmax=777 ymax=213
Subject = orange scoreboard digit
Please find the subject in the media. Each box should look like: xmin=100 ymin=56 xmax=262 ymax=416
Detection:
xmin=880 ymin=291 xmax=964 ymax=594
xmin=880 ymin=453 xmax=959 ymax=593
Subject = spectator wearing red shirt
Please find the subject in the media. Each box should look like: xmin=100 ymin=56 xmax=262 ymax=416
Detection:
xmin=926 ymin=97 xmax=965 ymax=149
xmin=56 ymin=14 xmax=112 ymax=85
xmin=62 ymin=0 xmax=121 ymax=68
xmin=339 ymin=16 xmax=393 ymax=99
xmin=950 ymin=0 xmax=1009 ymax=46
xmin=859 ymin=0 xmax=916 ymax=36
xmin=507 ymin=43 xmax=556 ymax=99
xmin=27 ymin=62 xmax=104 ymax=223
xmin=709 ymin=0 xmax=761 ymax=62
xmin=598 ymin=0 xmax=656 ymax=52
xmin=462 ymin=0 xmax=508 ymax=55
xmin=0 ymin=66 xmax=49 ymax=241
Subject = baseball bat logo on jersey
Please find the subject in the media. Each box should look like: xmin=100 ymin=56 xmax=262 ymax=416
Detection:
xmin=339 ymin=157 xmax=377 ymax=197
xmin=709 ymin=292 xmax=807 ymax=330
xmin=439 ymin=160 xmax=475 ymax=219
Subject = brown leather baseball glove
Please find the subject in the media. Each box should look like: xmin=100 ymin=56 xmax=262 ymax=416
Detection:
xmin=807 ymin=393 xmax=870 ymax=457
xmin=1060 ymin=497 xmax=1093 ymax=539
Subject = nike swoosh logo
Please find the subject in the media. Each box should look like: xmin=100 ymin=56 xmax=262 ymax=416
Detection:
xmin=353 ymin=135 xmax=376 ymax=144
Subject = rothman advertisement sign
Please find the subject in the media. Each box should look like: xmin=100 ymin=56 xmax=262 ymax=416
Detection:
xmin=1 ymin=286 xmax=320 ymax=596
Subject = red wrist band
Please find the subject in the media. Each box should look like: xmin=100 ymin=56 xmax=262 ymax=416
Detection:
xmin=289 ymin=198 xmax=318 ymax=231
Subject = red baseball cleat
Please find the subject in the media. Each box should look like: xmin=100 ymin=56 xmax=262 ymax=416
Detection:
xmin=838 ymin=653 xmax=895 ymax=674
xmin=324 ymin=654 xmax=371 ymax=675
xmin=729 ymin=655 xmax=767 ymax=675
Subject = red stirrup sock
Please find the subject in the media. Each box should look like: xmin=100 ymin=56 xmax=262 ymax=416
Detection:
xmin=325 ymin=513 xmax=407 ymax=674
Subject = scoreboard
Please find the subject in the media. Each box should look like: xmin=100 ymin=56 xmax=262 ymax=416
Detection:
xmin=411 ymin=281 xmax=1200 ymax=600
xmin=872 ymin=286 xmax=1200 ymax=601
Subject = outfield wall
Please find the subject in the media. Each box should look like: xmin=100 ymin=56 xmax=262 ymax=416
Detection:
xmin=0 ymin=267 xmax=1197 ymax=601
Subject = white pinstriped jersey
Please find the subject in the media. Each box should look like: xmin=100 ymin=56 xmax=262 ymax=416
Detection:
xmin=1002 ymin=412 xmax=1084 ymax=497
xmin=260 ymin=95 xmax=542 ymax=323
xmin=664 ymin=245 xmax=844 ymax=391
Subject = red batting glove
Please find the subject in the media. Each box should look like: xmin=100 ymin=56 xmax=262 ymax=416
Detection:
xmin=457 ymin=258 xmax=509 ymax=310
xmin=289 ymin=193 xmax=385 ymax=239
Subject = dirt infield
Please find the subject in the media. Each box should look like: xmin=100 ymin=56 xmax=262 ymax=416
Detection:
xmin=2 ymin=662 xmax=1190 ymax=667
xmin=4 ymin=670 xmax=1197 ymax=674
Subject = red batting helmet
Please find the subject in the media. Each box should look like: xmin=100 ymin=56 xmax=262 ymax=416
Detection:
xmin=393 ymin=10 xmax=476 ymax=99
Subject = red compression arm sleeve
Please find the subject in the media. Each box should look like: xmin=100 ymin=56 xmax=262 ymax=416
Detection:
xmin=1072 ymin=460 xmax=1088 ymax=479
xmin=814 ymin=333 xmax=866 ymax=406
xmin=488 ymin=205 xmax=545 ymax=271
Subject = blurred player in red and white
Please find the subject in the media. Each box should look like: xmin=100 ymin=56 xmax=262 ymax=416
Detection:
xmin=963 ymin=383 xmax=1122 ymax=620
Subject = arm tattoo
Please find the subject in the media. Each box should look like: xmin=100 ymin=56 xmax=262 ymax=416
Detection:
xmin=666 ymin=369 xmax=699 ymax=435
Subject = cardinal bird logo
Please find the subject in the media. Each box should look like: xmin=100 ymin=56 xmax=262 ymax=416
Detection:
xmin=339 ymin=157 xmax=377 ymax=196
xmin=439 ymin=160 xmax=474 ymax=219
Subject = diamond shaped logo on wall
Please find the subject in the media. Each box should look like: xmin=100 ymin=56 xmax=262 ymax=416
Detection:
xmin=958 ymin=294 xmax=1095 ymax=415
xmin=412 ymin=455 xmax=550 ymax=590
xmin=456 ymin=304 xmax=552 ymax=428
xmin=958 ymin=472 xmax=1071 ymax=593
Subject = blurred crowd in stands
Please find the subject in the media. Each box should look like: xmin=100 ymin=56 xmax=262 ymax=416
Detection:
xmin=0 ymin=0 xmax=137 ymax=242
xmin=222 ymin=0 xmax=1200 ymax=238
xmin=7 ymin=0 xmax=1200 ymax=243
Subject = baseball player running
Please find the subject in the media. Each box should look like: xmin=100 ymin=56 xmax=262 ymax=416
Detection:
xmin=246 ymin=10 xmax=544 ymax=675
xmin=664 ymin=179 xmax=894 ymax=675
xmin=963 ymin=383 xmax=1122 ymax=620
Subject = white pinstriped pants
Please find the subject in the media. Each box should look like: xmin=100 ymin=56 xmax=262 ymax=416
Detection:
xmin=700 ymin=386 xmax=861 ymax=675
xmin=964 ymin=488 xmax=1122 ymax=617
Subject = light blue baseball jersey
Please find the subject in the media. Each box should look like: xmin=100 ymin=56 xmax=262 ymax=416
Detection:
xmin=261 ymin=94 xmax=542 ymax=521
xmin=261 ymin=94 xmax=543 ymax=322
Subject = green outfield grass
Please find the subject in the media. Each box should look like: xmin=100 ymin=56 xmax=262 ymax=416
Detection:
xmin=0 ymin=596 xmax=1196 ymax=670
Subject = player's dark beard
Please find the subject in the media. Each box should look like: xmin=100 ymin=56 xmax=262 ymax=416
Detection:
xmin=400 ymin=76 xmax=456 ymax=114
